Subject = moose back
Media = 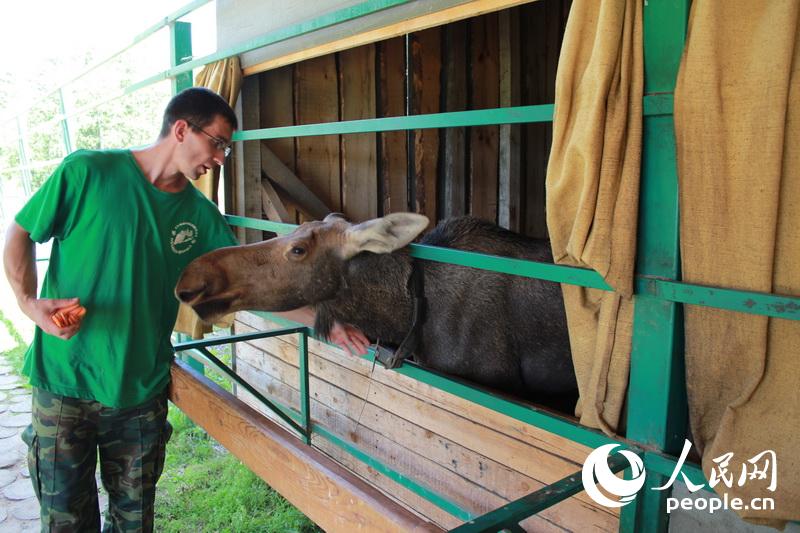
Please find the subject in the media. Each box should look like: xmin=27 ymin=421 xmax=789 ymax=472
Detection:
xmin=176 ymin=213 xmax=577 ymax=407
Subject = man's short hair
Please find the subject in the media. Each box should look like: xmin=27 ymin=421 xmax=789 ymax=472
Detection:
xmin=159 ymin=87 xmax=238 ymax=138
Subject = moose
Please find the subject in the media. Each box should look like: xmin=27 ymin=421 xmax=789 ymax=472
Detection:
xmin=176 ymin=213 xmax=577 ymax=410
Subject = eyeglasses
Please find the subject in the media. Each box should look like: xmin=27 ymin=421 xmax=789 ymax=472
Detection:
xmin=187 ymin=121 xmax=232 ymax=157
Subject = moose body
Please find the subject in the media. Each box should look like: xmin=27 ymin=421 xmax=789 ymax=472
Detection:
xmin=176 ymin=214 xmax=576 ymax=405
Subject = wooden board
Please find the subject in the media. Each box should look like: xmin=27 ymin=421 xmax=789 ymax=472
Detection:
xmin=441 ymin=21 xmax=468 ymax=219
xmin=469 ymin=13 xmax=500 ymax=222
xmin=295 ymin=55 xmax=342 ymax=213
xmin=521 ymin=1 xmax=567 ymax=239
xmin=231 ymin=311 xmax=620 ymax=532
xmin=498 ymin=8 xmax=522 ymax=232
xmin=339 ymin=45 xmax=378 ymax=222
xmin=169 ymin=359 xmax=443 ymax=533
xmin=412 ymin=27 xmax=441 ymax=225
xmin=240 ymin=75 xmax=264 ymax=243
xmin=378 ymin=37 xmax=408 ymax=214
xmin=259 ymin=65 xmax=300 ymax=223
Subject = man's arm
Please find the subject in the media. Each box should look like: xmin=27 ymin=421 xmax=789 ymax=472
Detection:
xmin=273 ymin=307 xmax=369 ymax=356
xmin=3 ymin=222 xmax=81 ymax=340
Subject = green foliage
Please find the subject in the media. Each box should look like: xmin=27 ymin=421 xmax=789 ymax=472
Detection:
xmin=156 ymin=407 xmax=321 ymax=533
xmin=0 ymin=310 xmax=28 ymax=376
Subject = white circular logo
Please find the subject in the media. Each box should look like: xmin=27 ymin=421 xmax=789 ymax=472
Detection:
xmin=170 ymin=222 xmax=198 ymax=254
xmin=582 ymin=444 xmax=645 ymax=508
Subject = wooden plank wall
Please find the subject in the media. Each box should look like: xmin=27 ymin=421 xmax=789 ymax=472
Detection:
xmin=231 ymin=312 xmax=618 ymax=531
xmin=521 ymin=0 xmax=571 ymax=238
xmin=248 ymin=0 xmax=570 ymax=236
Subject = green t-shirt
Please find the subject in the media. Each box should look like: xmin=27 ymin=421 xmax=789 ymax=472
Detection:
xmin=15 ymin=149 xmax=238 ymax=407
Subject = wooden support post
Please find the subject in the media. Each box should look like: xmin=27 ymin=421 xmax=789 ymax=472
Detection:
xmin=469 ymin=13 xmax=500 ymax=222
xmin=296 ymin=56 xmax=341 ymax=214
xmin=441 ymin=21 xmax=468 ymax=219
xmin=411 ymin=28 xmax=441 ymax=225
xmin=498 ymin=9 xmax=521 ymax=231
xmin=239 ymin=75 xmax=264 ymax=243
xmin=260 ymin=143 xmax=331 ymax=220
xmin=339 ymin=45 xmax=378 ymax=222
xmin=260 ymin=178 xmax=291 ymax=222
xmin=169 ymin=360 xmax=444 ymax=533
xmin=260 ymin=66 xmax=300 ymax=223
xmin=378 ymin=37 xmax=408 ymax=215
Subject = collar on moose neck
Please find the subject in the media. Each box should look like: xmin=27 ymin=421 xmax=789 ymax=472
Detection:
xmin=374 ymin=258 xmax=426 ymax=369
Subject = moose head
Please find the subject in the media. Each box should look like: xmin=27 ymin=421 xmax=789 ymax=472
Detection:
xmin=175 ymin=212 xmax=429 ymax=321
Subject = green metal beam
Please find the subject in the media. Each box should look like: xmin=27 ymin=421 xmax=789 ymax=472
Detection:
xmin=223 ymin=215 xmax=800 ymax=317
xmin=128 ymin=0 xmax=412 ymax=94
xmin=643 ymin=278 xmax=800 ymax=321
xmin=450 ymin=454 xmax=629 ymax=532
xmin=171 ymin=21 xmax=193 ymax=94
xmin=623 ymin=1 xmax=691 ymax=532
xmin=234 ymin=95 xmax=670 ymax=142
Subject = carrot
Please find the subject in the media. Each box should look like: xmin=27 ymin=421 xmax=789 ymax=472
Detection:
xmin=51 ymin=303 xmax=87 ymax=328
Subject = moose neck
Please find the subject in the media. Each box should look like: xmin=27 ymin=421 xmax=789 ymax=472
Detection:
xmin=314 ymin=250 xmax=414 ymax=345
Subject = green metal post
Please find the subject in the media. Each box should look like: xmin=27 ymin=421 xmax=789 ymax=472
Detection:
xmin=623 ymin=2 xmax=691 ymax=532
xmin=298 ymin=331 xmax=311 ymax=445
xmin=171 ymin=21 xmax=193 ymax=93
xmin=170 ymin=19 xmax=204 ymax=375
xmin=15 ymin=117 xmax=33 ymax=197
xmin=58 ymin=88 xmax=74 ymax=155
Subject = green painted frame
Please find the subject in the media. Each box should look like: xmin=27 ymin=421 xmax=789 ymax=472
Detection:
xmin=11 ymin=0 xmax=800 ymax=530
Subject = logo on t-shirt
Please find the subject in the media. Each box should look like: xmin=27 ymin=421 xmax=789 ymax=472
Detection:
xmin=170 ymin=222 xmax=198 ymax=254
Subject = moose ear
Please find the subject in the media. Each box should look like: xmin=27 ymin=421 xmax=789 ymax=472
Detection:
xmin=342 ymin=213 xmax=429 ymax=258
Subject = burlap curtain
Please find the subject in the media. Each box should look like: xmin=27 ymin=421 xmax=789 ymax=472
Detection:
xmin=546 ymin=0 xmax=642 ymax=434
xmin=675 ymin=1 xmax=800 ymax=526
xmin=173 ymin=57 xmax=243 ymax=338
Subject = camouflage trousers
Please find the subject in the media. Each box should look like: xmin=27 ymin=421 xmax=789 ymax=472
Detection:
xmin=22 ymin=388 xmax=172 ymax=533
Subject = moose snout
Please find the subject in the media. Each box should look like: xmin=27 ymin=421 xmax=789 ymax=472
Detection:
xmin=175 ymin=267 xmax=212 ymax=304
xmin=176 ymin=282 xmax=207 ymax=304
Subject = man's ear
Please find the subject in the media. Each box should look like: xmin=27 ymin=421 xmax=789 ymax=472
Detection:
xmin=173 ymin=119 xmax=189 ymax=143
xmin=342 ymin=213 xmax=429 ymax=259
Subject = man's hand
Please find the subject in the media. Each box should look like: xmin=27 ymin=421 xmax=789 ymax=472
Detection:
xmin=328 ymin=321 xmax=369 ymax=357
xmin=21 ymin=296 xmax=83 ymax=340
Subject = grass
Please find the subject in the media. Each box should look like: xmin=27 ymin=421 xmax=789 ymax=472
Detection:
xmin=155 ymin=407 xmax=319 ymax=533
xmin=0 ymin=314 xmax=319 ymax=533
xmin=0 ymin=309 xmax=28 ymax=377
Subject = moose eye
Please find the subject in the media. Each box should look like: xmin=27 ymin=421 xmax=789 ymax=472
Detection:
xmin=290 ymin=246 xmax=306 ymax=256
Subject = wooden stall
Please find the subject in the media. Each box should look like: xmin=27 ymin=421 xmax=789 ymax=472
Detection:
xmin=230 ymin=311 xmax=617 ymax=531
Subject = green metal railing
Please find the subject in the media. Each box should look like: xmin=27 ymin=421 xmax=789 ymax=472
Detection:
xmin=12 ymin=1 xmax=800 ymax=531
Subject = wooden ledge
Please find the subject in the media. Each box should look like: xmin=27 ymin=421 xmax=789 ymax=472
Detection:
xmin=169 ymin=359 xmax=444 ymax=533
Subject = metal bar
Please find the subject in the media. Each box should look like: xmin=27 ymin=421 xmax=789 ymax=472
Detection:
xmin=183 ymin=345 xmax=309 ymax=439
xmin=128 ymin=0 xmax=412 ymax=94
xmin=313 ymin=425 xmax=473 ymax=521
xmin=0 ymin=0 xmax=211 ymax=128
xmin=641 ymin=278 xmax=800 ymax=321
xmin=298 ymin=331 xmax=311 ymax=445
xmin=15 ymin=117 xmax=33 ymax=197
xmin=180 ymin=327 xmax=471 ymax=520
xmin=352 ymin=348 xmax=623 ymax=451
xmin=222 ymin=217 xmax=800 ymax=319
xmin=410 ymin=244 xmax=611 ymax=289
xmin=173 ymin=327 xmax=309 ymax=351
xmin=236 ymin=105 xmax=554 ymax=141
xmin=171 ymin=21 xmax=194 ymax=93
xmin=623 ymin=1 xmax=691 ymax=532
xmin=232 ymin=95 xmax=669 ymax=142
xmin=57 ymin=89 xmax=73 ymax=155
xmin=451 ymin=454 xmax=630 ymax=532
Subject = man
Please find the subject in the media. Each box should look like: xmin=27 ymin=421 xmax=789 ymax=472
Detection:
xmin=3 ymin=87 xmax=240 ymax=532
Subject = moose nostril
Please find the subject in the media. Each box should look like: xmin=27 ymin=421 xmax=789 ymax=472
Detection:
xmin=177 ymin=283 xmax=207 ymax=303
